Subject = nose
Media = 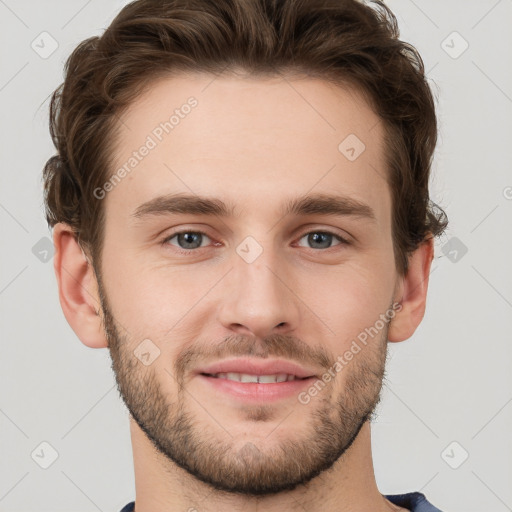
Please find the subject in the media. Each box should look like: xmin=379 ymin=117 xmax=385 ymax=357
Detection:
xmin=216 ymin=248 xmax=301 ymax=339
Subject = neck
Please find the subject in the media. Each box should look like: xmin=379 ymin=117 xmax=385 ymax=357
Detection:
xmin=129 ymin=419 xmax=406 ymax=512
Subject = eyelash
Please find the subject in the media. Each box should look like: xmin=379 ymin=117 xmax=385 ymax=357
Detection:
xmin=160 ymin=229 xmax=351 ymax=255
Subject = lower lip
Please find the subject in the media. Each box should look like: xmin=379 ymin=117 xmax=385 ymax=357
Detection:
xmin=196 ymin=374 xmax=316 ymax=402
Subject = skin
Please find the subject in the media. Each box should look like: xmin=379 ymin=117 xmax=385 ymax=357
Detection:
xmin=53 ymin=72 xmax=434 ymax=512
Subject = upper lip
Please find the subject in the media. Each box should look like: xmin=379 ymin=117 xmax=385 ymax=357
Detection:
xmin=195 ymin=358 xmax=319 ymax=379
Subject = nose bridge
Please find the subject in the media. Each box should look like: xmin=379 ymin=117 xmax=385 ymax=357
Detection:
xmin=217 ymin=236 xmax=299 ymax=337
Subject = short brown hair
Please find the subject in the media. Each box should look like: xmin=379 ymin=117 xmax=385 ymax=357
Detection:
xmin=43 ymin=0 xmax=447 ymax=276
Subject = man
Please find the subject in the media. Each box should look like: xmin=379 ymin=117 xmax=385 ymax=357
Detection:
xmin=43 ymin=0 xmax=448 ymax=510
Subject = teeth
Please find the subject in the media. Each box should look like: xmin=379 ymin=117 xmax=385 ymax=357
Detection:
xmin=211 ymin=372 xmax=297 ymax=383
xmin=259 ymin=374 xmax=282 ymax=383
xmin=240 ymin=374 xmax=258 ymax=383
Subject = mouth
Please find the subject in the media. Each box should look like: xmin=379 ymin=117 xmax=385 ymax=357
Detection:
xmin=195 ymin=357 xmax=319 ymax=380
xmin=200 ymin=372 xmax=310 ymax=383
xmin=194 ymin=358 xmax=319 ymax=402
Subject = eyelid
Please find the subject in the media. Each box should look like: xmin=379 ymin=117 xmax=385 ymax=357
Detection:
xmin=294 ymin=230 xmax=351 ymax=248
xmin=294 ymin=225 xmax=353 ymax=245
xmin=161 ymin=229 xmax=214 ymax=250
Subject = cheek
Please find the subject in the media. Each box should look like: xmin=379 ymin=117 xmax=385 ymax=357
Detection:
xmin=100 ymin=250 xmax=219 ymax=339
xmin=294 ymin=258 xmax=395 ymax=354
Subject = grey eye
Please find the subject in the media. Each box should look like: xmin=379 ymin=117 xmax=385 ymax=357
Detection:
xmin=166 ymin=231 xmax=211 ymax=250
xmin=297 ymin=232 xmax=344 ymax=249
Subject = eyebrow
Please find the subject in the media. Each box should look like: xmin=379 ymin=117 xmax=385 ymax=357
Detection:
xmin=131 ymin=192 xmax=376 ymax=223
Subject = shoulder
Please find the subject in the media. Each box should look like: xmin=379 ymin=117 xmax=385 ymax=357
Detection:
xmin=385 ymin=491 xmax=444 ymax=511
xmin=118 ymin=502 xmax=135 ymax=512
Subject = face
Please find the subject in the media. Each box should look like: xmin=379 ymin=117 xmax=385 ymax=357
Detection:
xmin=97 ymin=72 xmax=399 ymax=495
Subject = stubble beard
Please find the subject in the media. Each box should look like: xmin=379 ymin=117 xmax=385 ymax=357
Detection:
xmin=98 ymin=277 xmax=389 ymax=496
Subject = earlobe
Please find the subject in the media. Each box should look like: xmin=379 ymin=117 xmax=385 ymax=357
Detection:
xmin=53 ymin=223 xmax=108 ymax=349
xmin=388 ymin=236 xmax=434 ymax=343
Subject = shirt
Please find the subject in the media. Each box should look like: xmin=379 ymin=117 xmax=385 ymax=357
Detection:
xmin=119 ymin=491 xmax=443 ymax=511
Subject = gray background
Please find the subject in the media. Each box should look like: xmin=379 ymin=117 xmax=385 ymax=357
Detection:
xmin=1 ymin=0 xmax=511 ymax=511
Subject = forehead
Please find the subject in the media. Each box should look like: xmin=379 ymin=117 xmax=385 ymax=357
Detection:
xmin=106 ymin=72 xmax=390 ymax=226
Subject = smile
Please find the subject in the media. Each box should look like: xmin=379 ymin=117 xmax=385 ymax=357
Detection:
xmin=203 ymin=372 xmax=307 ymax=383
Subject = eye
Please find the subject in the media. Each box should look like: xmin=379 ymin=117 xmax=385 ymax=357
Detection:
xmin=296 ymin=231 xmax=350 ymax=250
xmin=160 ymin=229 xmax=350 ymax=256
xmin=162 ymin=230 xmax=212 ymax=252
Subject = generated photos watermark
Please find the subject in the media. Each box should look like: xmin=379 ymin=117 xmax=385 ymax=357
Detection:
xmin=93 ymin=96 xmax=198 ymax=200
xmin=298 ymin=301 xmax=403 ymax=405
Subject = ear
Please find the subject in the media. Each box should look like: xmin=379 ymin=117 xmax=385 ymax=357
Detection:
xmin=388 ymin=236 xmax=434 ymax=343
xmin=52 ymin=223 xmax=108 ymax=349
